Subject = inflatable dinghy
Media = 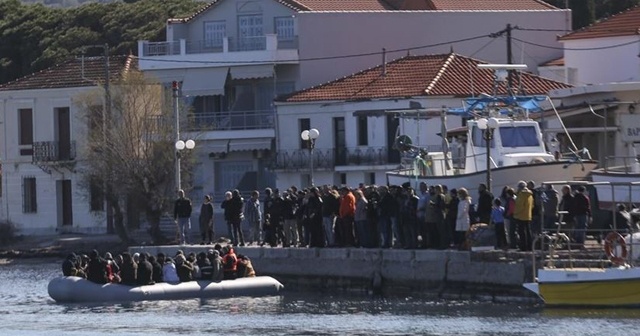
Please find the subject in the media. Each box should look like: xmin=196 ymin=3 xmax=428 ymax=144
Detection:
xmin=48 ymin=276 xmax=284 ymax=303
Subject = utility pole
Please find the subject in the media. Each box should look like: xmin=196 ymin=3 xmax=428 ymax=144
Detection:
xmin=103 ymin=44 xmax=113 ymax=234
xmin=173 ymin=81 xmax=181 ymax=191
xmin=505 ymin=24 xmax=514 ymax=93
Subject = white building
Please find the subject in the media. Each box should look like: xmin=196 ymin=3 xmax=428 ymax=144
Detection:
xmin=537 ymin=6 xmax=640 ymax=164
xmin=0 ymin=56 xmax=136 ymax=234
xmin=137 ymin=0 xmax=570 ymax=199
xmin=273 ymin=52 xmax=571 ymax=189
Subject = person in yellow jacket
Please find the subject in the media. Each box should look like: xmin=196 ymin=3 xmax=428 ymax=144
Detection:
xmin=513 ymin=181 xmax=534 ymax=251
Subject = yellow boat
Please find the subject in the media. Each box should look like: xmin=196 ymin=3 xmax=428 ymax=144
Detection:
xmin=524 ymin=267 xmax=640 ymax=307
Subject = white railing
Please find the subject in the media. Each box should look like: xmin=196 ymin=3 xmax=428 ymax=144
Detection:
xmin=139 ymin=35 xmax=298 ymax=57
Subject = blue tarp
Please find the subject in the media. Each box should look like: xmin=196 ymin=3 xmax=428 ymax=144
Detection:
xmin=447 ymin=95 xmax=547 ymax=116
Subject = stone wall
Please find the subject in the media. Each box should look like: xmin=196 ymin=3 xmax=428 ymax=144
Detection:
xmin=129 ymin=245 xmax=538 ymax=301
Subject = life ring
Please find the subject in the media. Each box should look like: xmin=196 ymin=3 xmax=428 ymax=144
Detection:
xmin=604 ymin=232 xmax=628 ymax=265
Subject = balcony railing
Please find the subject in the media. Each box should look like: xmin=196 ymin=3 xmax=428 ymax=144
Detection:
xmin=149 ymin=110 xmax=275 ymax=132
xmin=32 ymin=141 xmax=76 ymax=162
xmin=271 ymin=147 xmax=403 ymax=171
xmin=143 ymin=41 xmax=181 ymax=56
xmin=139 ymin=35 xmax=298 ymax=57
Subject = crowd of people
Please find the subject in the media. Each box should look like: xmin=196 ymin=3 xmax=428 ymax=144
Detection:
xmin=61 ymin=244 xmax=255 ymax=285
xmin=174 ymin=178 xmax=618 ymax=252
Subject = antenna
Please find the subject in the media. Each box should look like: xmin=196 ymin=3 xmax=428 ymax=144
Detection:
xmin=478 ymin=64 xmax=527 ymax=95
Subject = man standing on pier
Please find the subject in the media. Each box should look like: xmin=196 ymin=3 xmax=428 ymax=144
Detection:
xmin=174 ymin=189 xmax=193 ymax=245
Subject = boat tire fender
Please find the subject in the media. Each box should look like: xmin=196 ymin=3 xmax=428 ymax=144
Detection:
xmin=604 ymin=232 xmax=628 ymax=265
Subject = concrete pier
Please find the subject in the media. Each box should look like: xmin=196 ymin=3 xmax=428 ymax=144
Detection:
xmin=129 ymin=245 xmax=536 ymax=300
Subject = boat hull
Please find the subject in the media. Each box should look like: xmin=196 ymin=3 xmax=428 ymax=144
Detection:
xmin=589 ymin=169 xmax=640 ymax=208
xmin=48 ymin=276 xmax=284 ymax=303
xmin=387 ymin=160 xmax=597 ymax=196
xmin=524 ymin=267 xmax=640 ymax=307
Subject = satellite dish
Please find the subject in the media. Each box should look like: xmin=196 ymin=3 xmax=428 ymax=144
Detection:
xmin=394 ymin=135 xmax=413 ymax=152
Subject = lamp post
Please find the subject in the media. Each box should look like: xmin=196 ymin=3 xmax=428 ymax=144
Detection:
xmin=301 ymin=128 xmax=320 ymax=186
xmin=477 ymin=117 xmax=499 ymax=194
xmin=173 ymin=81 xmax=196 ymax=191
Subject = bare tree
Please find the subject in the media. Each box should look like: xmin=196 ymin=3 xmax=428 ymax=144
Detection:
xmin=74 ymin=70 xmax=176 ymax=243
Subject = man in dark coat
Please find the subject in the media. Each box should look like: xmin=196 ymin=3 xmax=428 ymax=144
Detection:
xmin=86 ymin=249 xmax=108 ymax=284
xmin=119 ymin=252 xmax=138 ymax=286
xmin=136 ymin=253 xmax=154 ymax=286
xmin=477 ymin=183 xmax=494 ymax=224
xmin=174 ymin=189 xmax=193 ymax=245
xmin=199 ymin=195 xmax=214 ymax=245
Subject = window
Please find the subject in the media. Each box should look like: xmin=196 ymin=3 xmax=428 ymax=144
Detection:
xmin=238 ymin=15 xmax=264 ymax=50
xmin=471 ymin=126 xmax=495 ymax=148
xmin=274 ymin=17 xmax=295 ymax=41
xmin=499 ymin=126 xmax=540 ymax=147
xmin=299 ymin=118 xmax=310 ymax=149
xmin=204 ymin=21 xmax=226 ymax=48
xmin=89 ymin=177 xmax=104 ymax=212
xmin=18 ymin=108 xmax=33 ymax=156
xmin=357 ymin=115 xmax=368 ymax=146
xmin=22 ymin=176 xmax=37 ymax=213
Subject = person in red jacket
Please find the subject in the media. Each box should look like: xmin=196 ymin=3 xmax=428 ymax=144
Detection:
xmin=338 ymin=187 xmax=356 ymax=247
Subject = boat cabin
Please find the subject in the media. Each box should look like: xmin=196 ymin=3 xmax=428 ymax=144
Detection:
xmin=464 ymin=118 xmax=553 ymax=174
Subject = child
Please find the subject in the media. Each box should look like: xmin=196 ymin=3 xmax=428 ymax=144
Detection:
xmin=491 ymin=198 xmax=507 ymax=249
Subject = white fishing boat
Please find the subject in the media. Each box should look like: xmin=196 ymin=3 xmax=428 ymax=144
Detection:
xmin=590 ymin=151 xmax=640 ymax=208
xmin=387 ymin=64 xmax=597 ymax=196
xmin=48 ymin=276 xmax=284 ymax=303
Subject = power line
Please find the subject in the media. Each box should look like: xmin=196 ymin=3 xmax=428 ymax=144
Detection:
xmin=134 ymin=33 xmax=496 ymax=65
xmin=512 ymin=36 xmax=640 ymax=51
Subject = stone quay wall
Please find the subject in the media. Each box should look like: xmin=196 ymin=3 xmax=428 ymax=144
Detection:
xmin=129 ymin=245 xmax=539 ymax=302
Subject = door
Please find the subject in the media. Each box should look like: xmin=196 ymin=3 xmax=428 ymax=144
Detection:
xmin=57 ymin=180 xmax=73 ymax=227
xmin=387 ymin=114 xmax=400 ymax=163
xmin=238 ymin=15 xmax=264 ymax=50
xmin=333 ymin=117 xmax=346 ymax=165
xmin=56 ymin=107 xmax=71 ymax=160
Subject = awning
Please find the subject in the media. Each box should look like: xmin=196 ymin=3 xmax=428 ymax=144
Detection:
xmin=203 ymin=139 xmax=229 ymax=155
xmin=230 ymin=64 xmax=274 ymax=80
xmin=181 ymin=67 xmax=228 ymax=96
xmin=228 ymin=138 xmax=272 ymax=152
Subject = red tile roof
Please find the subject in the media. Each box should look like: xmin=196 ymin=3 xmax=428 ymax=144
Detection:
xmin=0 ymin=55 xmax=136 ymax=91
xmin=278 ymin=53 xmax=571 ymax=102
xmin=170 ymin=0 xmax=558 ymax=23
xmin=559 ymin=5 xmax=640 ymax=41
xmin=540 ymin=57 xmax=564 ymax=66
xmin=427 ymin=0 xmax=556 ymax=10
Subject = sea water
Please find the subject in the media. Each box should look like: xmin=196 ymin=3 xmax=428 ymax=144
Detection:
xmin=1 ymin=261 xmax=639 ymax=336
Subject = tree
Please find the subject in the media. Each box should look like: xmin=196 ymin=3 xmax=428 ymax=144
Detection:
xmin=74 ymin=70 xmax=177 ymax=244
xmin=0 ymin=0 xmax=205 ymax=84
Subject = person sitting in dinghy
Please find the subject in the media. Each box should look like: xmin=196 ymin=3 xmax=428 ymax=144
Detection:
xmin=62 ymin=253 xmax=85 ymax=278
xmin=136 ymin=253 xmax=154 ymax=286
xmin=119 ymin=252 xmax=138 ymax=286
xmin=86 ymin=250 xmax=108 ymax=284
xmin=175 ymin=254 xmax=194 ymax=282
xmin=162 ymin=257 xmax=179 ymax=283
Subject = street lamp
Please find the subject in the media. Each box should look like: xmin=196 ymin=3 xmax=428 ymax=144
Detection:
xmin=175 ymin=139 xmax=196 ymax=191
xmin=477 ymin=117 xmax=499 ymax=194
xmin=173 ymin=81 xmax=195 ymax=191
xmin=301 ymin=128 xmax=320 ymax=186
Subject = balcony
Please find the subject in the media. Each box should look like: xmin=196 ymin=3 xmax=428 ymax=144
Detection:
xmin=138 ymin=35 xmax=299 ymax=70
xmin=271 ymin=147 xmax=402 ymax=171
xmin=149 ymin=110 xmax=275 ymax=133
xmin=185 ymin=110 xmax=275 ymax=132
xmin=32 ymin=141 xmax=76 ymax=163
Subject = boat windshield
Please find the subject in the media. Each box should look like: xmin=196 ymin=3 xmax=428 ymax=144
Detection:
xmin=499 ymin=126 xmax=540 ymax=147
